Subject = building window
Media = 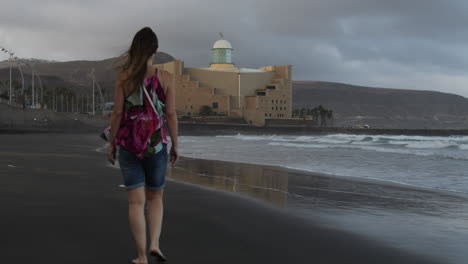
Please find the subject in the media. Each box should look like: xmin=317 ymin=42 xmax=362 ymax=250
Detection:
xmin=276 ymin=100 xmax=278 ymax=103
xmin=276 ymin=106 xmax=278 ymax=110
xmin=190 ymin=105 xmax=193 ymax=109
xmin=269 ymin=113 xmax=272 ymax=117
xmin=271 ymin=100 xmax=274 ymax=103
xmin=272 ymin=107 xmax=274 ymax=110
xmin=257 ymin=92 xmax=266 ymax=96
xmin=266 ymin=85 xmax=275 ymax=89
xmin=265 ymin=113 xmax=267 ymax=117
xmin=187 ymin=112 xmax=191 ymax=116
xmin=212 ymin=102 xmax=219 ymax=109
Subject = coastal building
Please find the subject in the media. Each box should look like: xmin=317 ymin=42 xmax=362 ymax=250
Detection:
xmin=155 ymin=36 xmax=292 ymax=126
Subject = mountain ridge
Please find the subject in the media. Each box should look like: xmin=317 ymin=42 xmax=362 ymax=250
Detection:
xmin=293 ymin=81 xmax=468 ymax=128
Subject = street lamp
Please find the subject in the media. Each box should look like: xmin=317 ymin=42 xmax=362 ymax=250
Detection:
xmin=34 ymin=70 xmax=44 ymax=108
xmin=20 ymin=62 xmax=35 ymax=108
xmin=13 ymin=57 xmax=25 ymax=108
xmin=88 ymin=68 xmax=104 ymax=116
xmin=22 ymin=62 xmax=43 ymax=109
xmin=1 ymin=47 xmax=14 ymax=105
xmin=23 ymin=63 xmax=35 ymax=108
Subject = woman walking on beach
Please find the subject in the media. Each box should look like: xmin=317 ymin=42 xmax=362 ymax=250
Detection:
xmin=106 ymin=27 xmax=179 ymax=264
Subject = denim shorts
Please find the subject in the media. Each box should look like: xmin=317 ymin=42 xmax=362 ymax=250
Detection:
xmin=118 ymin=144 xmax=168 ymax=190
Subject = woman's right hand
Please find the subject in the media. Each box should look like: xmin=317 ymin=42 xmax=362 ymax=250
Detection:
xmin=169 ymin=145 xmax=179 ymax=167
xmin=107 ymin=144 xmax=116 ymax=165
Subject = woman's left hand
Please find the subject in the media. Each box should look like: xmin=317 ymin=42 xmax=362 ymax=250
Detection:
xmin=107 ymin=144 xmax=116 ymax=165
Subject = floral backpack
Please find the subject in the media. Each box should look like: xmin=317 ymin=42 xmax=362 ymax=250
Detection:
xmin=101 ymin=70 xmax=167 ymax=159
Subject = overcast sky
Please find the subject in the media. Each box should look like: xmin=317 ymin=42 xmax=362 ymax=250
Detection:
xmin=1 ymin=0 xmax=468 ymax=97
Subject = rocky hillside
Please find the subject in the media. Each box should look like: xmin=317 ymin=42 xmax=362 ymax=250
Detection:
xmin=293 ymin=81 xmax=468 ymax=129
xmin=0 ymin=52 xmax=175 ymax=97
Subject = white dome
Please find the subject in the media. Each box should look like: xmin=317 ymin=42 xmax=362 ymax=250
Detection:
xmin=213 ymin=39 xmax=233 ymax=49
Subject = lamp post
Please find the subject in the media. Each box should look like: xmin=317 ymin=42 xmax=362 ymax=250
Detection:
xmin=1 ymin=47 xmax=14 ymax=104
xmin=14 ymin=58 xmax=26 ymax=108
xmin=88 ymin=68 xmax=104 ymax=116
xmin=22 ymin=63 xmax=36 ymax=108
xmin=94 ymin=77 xmax=104 ymax=112
xmin=23 ymin=63 xmax=43 ymax=108
xmin=92 ymin=77 xmax=95 ymax=115
xmin=35 ymin=70 xmax=44 ymax=108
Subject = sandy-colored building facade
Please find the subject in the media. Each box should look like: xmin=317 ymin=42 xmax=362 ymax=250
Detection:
xmin=155 ymin=38 xmax=292 ymax=126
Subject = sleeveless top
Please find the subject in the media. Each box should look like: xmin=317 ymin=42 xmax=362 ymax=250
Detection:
xmin=114 ymin=69 xmax=168 ymax=159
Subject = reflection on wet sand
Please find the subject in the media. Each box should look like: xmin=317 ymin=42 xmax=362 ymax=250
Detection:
xmin=168 ymin=157 xmax=290 ymax=207
xmin=169 ymin=156 xmax=468 ymax=218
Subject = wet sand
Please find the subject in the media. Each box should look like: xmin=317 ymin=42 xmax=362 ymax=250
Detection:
xmin=169 ymin=156 xmax=468 ymax=212
xmin=0 ymin=133 xmax=444 ymax=264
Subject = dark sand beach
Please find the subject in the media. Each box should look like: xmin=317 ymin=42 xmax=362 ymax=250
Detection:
xmin=0 ymin=133 xmax=446 ymax=264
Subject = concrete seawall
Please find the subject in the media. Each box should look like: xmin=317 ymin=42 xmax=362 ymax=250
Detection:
xmin=0 ymin=103 xmax=107 ymax=133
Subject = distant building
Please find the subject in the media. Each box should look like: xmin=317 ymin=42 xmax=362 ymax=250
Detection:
xmin=155 ymin=36 xmax=292 ymax=126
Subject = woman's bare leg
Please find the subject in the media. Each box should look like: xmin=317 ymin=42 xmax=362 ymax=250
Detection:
xmin=146 ymin=189 xmax=164 ymax=255
xmin=128 ymin=187 xmax=148 ymax=264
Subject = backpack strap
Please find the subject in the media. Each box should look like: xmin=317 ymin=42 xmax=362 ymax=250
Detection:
xmin=142 ymin=83 xmax=158 ymax=116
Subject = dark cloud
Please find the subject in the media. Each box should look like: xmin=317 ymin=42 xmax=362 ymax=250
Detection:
xmin=1 ymin=0 xmax=467 ymax=97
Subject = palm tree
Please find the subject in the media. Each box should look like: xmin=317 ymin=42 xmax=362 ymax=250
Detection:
xmin=326 ymin=110 xmax=334 ymax=127
xmin=317 ymin=106 xmax=327 ymax=127
xmin=199 ymin=105 xmax=213 ymax=116
xmin=310 ymin=106 xmax=320 ymax=126
xmin=308 ymin=105 xmax=334 ymax=127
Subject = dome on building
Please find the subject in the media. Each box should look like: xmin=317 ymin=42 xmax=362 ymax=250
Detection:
xmin=211 ymin=35 xmax=234 ymax=67
xmin=212 ymin=39 xmax=233 ymax=50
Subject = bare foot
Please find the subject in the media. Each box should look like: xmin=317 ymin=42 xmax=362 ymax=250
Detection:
xmin=131 ymin=257 xmax=148 ymax=264
xmin=149 ymin=248 xmax=167 ymax=262
xmin=149 ymin=245 xmax=162 ymax=255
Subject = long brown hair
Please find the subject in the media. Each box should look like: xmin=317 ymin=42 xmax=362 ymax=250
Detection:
xmin=118 ymin=27 xmax=158 ymax=94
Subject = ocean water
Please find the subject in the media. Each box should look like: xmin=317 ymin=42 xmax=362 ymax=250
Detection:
xmin=177 ymin=133 xmax=468 ymax=263
xmin=179 ymin=133 xmax=468 ymax=193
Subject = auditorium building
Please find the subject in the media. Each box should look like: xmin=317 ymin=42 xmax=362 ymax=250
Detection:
xmin=155 ymin=36 xmax=292 ymax=126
